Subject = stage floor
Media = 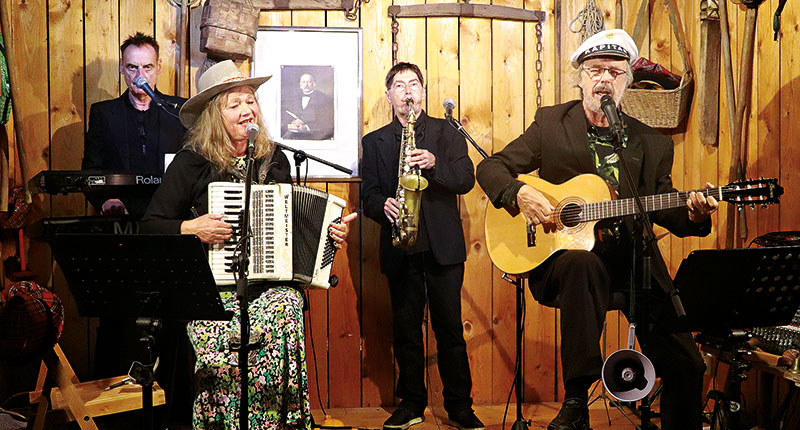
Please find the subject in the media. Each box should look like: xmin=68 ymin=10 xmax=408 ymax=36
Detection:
xmin=313 ymin=401 xmax=651 ymax=430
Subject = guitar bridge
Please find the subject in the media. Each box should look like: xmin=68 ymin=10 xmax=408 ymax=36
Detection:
xmin=527 ymin=224 xmax=536 ymax=247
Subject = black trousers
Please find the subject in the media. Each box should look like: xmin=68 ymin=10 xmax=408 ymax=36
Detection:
xmin=386 ymin=252 xmax=473 ymax=416
xmin=535 ymin=250 xmax=706 ymax=430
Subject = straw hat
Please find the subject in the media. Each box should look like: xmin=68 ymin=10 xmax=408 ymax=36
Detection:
xmin=179 ymin=60 xmax=271 ymax=128
xmin=569 ymin=29 xmax=639 ymax=69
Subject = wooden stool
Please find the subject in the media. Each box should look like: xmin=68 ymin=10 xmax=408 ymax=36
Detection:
xmin=28 ymin=344 xmax=165 ymax=430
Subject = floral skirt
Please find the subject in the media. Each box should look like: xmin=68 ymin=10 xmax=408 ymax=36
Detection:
xmin=187 ymin=286 xmax=311 ymax=430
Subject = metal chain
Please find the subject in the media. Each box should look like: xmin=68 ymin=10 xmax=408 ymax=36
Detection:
xmin=391 ymin=15 xmax=399 ymax=65
xmin=535 ymin=21 xmax=543 ymax=108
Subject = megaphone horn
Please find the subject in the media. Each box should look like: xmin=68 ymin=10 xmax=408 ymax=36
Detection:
xmin=601 ymin=323 xmax=656 ymax=402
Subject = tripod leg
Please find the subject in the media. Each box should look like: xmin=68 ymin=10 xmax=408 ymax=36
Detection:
xmin=707 ymin=390 xmax=725 ymax=430
xmin=512 ymin=277 xmax=529 ymax=430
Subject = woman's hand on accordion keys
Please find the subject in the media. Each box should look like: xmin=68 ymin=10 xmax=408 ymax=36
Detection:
xmin=181 ymin=213 xmax=233 ymax=244
xmin=329 ymin=212 xmax=358 ymax=249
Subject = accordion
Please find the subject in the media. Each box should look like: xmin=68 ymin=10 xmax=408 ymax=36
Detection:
xmin=207 ymin=182 xmax=346 ymax=289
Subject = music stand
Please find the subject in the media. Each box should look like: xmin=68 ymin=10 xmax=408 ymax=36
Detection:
xmin=674 ymin=246 xmax=800 ymax=333
xmin=49 ymin=234 xmax=232 ymax=430
xmin=673 ymin=246 xmax=800 ymax=430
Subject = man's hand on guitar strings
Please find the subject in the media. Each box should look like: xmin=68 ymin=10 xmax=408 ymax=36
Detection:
xmin=687 ymin=182 xmax=719 ymax=223
xmin=516 ymin=185 xmax=555 ymax=227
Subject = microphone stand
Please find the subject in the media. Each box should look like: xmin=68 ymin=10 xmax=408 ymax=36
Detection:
xmin=228 ymin=139 xmax=349 ymax=428
xmin=610 ymin=111 xmax=683 ymax=429
xmin=446 ymin=116 xmax=489 ymax=159
xmin=446 ymin=115 xmax=531 ymax=430
xmin=233 ymin=141 xmax=259 ymax=430
xmin=273 ymin=142 xmax=353 ymax=186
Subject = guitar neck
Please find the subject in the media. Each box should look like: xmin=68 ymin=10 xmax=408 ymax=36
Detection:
xmin=582 ymin=187 xmax=722 ymax=222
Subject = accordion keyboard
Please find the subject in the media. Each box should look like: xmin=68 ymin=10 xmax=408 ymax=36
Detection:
xmin=207 ymin=182 xmax=345 ymax=289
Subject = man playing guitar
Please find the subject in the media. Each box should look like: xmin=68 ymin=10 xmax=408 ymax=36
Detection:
xmin=476 ymin=29 xmax=718 ymax=430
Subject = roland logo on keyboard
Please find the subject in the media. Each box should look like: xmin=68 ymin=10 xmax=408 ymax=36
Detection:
xmin=136 ymin=175 xmax=162 ymax=185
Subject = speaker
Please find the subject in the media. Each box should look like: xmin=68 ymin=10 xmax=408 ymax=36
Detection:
xmin=601 ymin=348 xmax=656 ymax=402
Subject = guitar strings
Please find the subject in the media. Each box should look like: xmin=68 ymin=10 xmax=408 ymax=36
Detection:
xmin=550 ymin=183 xmax=770 ymax=225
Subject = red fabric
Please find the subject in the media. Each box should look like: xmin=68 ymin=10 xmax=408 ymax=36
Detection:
xmin=631 ymin=57 xmax=682 ymax=89
xmin=0 ymin=186 xmax=31 ymax=229
xmin=0 ymin=281 xmax=64 ymax=363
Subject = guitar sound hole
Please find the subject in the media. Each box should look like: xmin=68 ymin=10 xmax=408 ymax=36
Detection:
xmin=560 ymin=203 xmax=581 ymax=227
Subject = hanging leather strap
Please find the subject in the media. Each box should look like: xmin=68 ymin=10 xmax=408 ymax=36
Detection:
xmin=631 ymin=0 xmax=692 ymax=74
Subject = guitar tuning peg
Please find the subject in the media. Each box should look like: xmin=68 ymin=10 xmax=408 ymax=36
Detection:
xmin=761 ymin=203 xmax=768 ymax=209
xmin=750 ymin=204 xmax=756 ymax=210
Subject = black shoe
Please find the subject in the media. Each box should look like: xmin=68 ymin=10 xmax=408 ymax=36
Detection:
xmin=448 ymin=409 xmax=485 ymax=430
xmin=383 ymin=407 xmax=424 ymax=430
xmin=547 ymin=398 xmax=591 ymax=430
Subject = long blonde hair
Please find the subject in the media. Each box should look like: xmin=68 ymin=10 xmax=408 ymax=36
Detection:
xmin=183 ymin=86 xmax=273 ymax=173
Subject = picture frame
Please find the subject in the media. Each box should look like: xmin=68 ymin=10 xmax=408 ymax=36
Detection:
xmin=252 ymin=27 xmax=362 ymax=178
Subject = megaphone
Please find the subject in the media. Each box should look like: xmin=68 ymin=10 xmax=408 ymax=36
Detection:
xmin=601 ymin=323 xmax=656 ymax=402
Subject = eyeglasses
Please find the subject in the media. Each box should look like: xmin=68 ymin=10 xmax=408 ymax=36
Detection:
xmin=582 ymin=66 xmax=628 ymax=80
xmin=390 ymin=80 xmax=422 ymax=93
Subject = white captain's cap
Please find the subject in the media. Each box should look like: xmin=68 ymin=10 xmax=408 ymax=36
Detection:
xmin=569 ymin=29 xmax=639 ymax=69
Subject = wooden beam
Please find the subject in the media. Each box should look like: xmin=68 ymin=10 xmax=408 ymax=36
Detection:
xmin=253 ymin=0 xmax=354 ymax=11
xmin=388 ymin=4 xmax=545 ymax=22
xmin=698 ymin=0 xmax=721 ymax=147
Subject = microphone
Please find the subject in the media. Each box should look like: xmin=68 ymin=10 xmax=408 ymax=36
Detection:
xmin=443 ymin=98 xmax=456 ymax=120
xmin=246 ymin=123 xmax=260 ymax=153
xmin=600 ymin=95 xmax=625 ymax=144
xmin=134 ymin=76 xmax=174 ymax=109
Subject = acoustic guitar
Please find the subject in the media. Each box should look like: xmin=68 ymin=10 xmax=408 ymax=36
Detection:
xmin=484 ymin=174 xmax=783 ymax=275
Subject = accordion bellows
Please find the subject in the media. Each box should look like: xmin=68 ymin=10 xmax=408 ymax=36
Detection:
xmin=208 ymin=182 xmax=346 ymax=289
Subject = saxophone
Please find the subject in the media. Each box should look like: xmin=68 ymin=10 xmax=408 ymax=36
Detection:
xmin=392 ymin=98 xmax=429 ymax=249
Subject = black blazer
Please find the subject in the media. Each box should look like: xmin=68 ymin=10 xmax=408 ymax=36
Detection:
xmin=82 ymin=90 xmax=187 ymax=171
xmin=280 ymin=90 xmax=334 ymax=140
xmin=476 ymin=100 xmax=710 ymax=298
xmin=361 ymin=111 xmax=475 ymax=274
xmin=140 ymin=148 xmax=292 ymax=235
xmin=81 ymin=90 xmax=187 ymax=216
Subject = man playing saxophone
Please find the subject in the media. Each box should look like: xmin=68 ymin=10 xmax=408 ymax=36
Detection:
xmin=361 ymin=62 xmax=483 ymax=430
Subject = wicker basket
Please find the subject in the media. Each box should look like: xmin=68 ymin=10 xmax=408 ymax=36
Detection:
xmin=622 ymin=70 xmax=694 ymax=129
xmin=200 ymin=0 xmax=259 ymax=61
xmin=621 ymin=0 xmax=693 ymax=129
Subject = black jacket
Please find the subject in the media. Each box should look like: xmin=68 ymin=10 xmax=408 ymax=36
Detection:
xmin=140 ymin=148 xmax=292 ymax=234
xmin=82 ymin=90 xmax=187 ymax=216
xmin=361 ymin=111 xmax=475 ymax=274
xmin=83 ymin=90 xmax=187 ymax=171
xmin=280 ymin=90 xmax=335 ymax=140
xmin=476 ymin=100 xmax=710 ymax=296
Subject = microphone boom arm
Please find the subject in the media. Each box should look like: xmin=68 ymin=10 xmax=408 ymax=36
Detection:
xmin=448 ymin=116 xmax=489 ymax=159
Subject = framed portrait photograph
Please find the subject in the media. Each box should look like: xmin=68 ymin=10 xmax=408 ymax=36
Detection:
xmin=252 ymin=27 xmax=362 ymax=178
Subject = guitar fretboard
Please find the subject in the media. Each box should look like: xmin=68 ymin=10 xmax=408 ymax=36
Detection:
xmin=579 ymin=188 xmax=722 ymax=222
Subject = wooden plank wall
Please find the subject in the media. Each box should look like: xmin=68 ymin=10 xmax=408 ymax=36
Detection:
xmin=1 ymin=1 xmax=798 ymax=424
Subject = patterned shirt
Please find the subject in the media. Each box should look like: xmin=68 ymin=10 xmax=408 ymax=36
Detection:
xmin=587 ymin=120 xmax=627 ymax=191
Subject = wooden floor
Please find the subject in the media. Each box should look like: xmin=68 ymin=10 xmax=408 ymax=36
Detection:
xmin=312 ymin=401 xmax=654 ymax=430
